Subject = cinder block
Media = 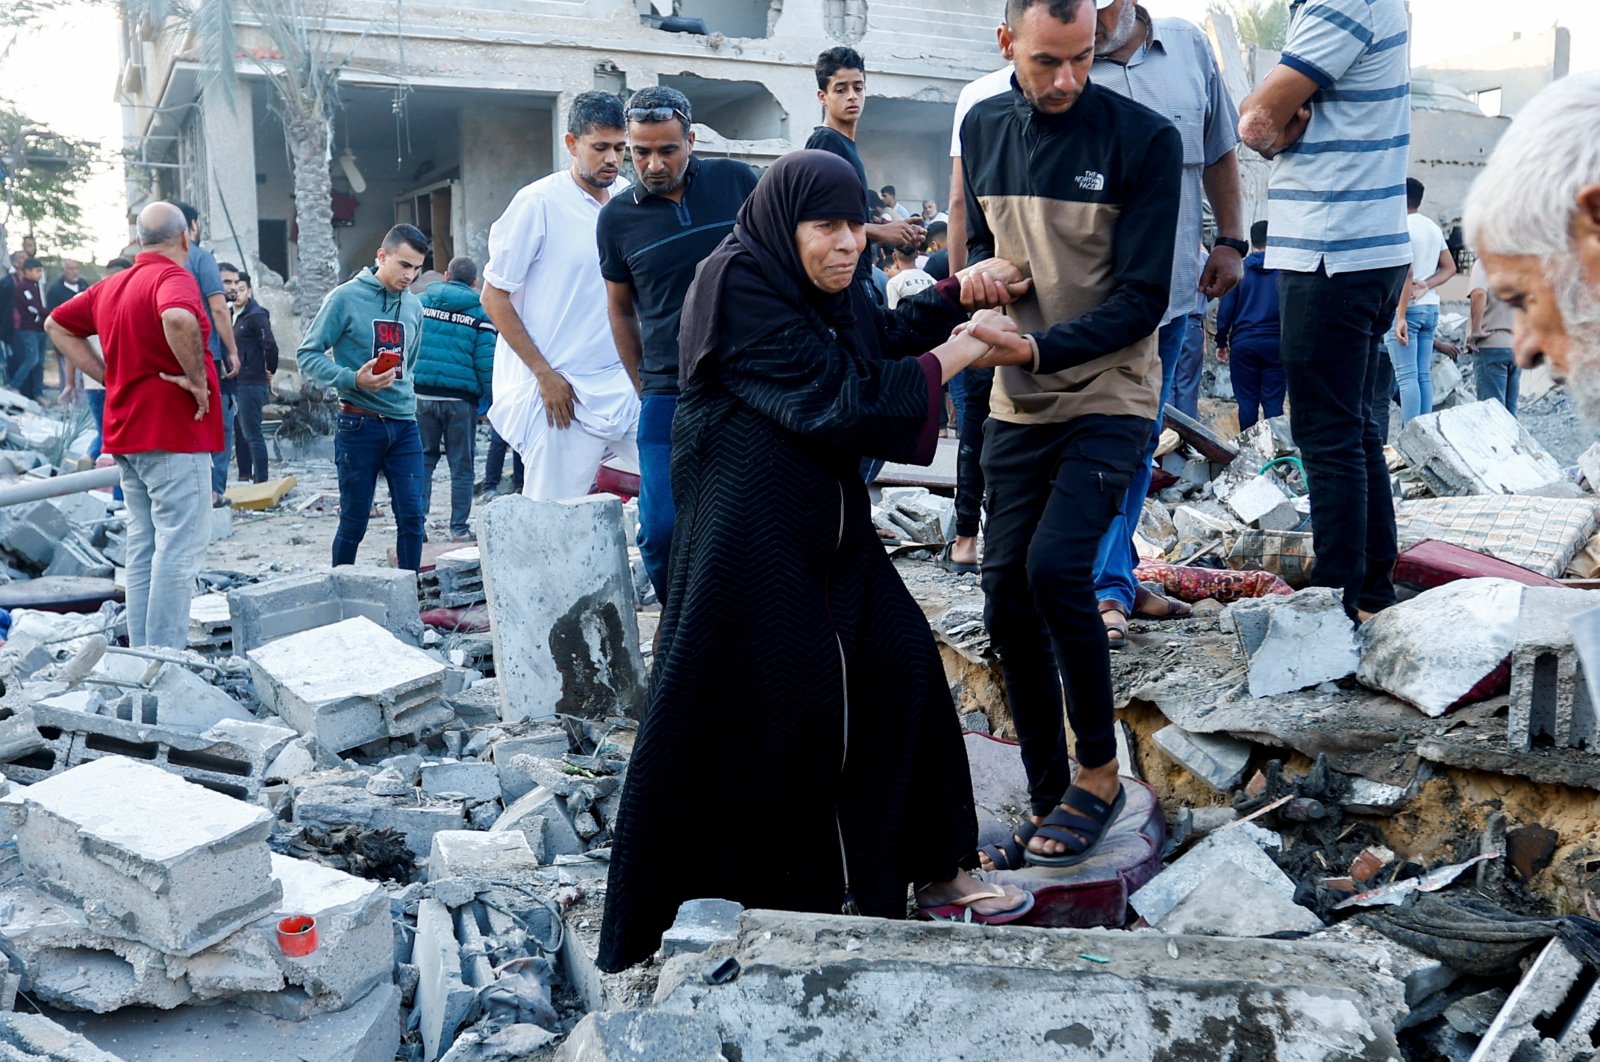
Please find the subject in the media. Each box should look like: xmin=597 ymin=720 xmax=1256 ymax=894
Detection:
xmin=1508 ymin=586 xmax=1600 ymax=751
xmin=0 ymin=757 xmax=281 ymax=956
xmin=419 ymin=761 xmax=500 ymax=803
xmin=246 ymin=616 xmax=450 ymax=751
xmin=428 ymin=830 xmax=540 ymax=883
xmin=228 ymin=573 xmax=344 ymax=651
xmin=493 ymin=728 xmax=569 ymax=802
xmin=1395 ymin=399 xmax=1562 ymax=497
xmin=491 ymin=786 xmax=582 ymax=859
xmin=416 ymin=898 xmax=474 ymax=1061
xmin=331 ymin=566 xmax=422 ymax=638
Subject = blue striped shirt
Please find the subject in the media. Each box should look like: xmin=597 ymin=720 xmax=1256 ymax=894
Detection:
xmin=1266 ymin=0 xmax=1412 ymax=276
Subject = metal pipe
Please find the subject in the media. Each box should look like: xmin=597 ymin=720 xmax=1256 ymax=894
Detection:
xmin=0 ymin=467 xmax=120 ymax=508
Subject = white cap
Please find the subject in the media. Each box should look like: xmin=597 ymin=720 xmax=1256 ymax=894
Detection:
xmin=1096 ymin=0 xmax=1118 ymax=7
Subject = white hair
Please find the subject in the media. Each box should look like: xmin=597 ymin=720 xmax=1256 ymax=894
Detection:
xmin=1465 ymin=72 xmax=1600 ymax=259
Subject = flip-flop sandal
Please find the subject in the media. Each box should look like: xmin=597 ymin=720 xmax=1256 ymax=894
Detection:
xmin=977 ymin=819 xmax=1039 ymax=871
xmin=1133 ymin=586 xmax=1193 ymax=620
xmin=1024 ymin=786 xmax=1127 ymax=868
xmin=936 ymin=542 xmax=981 ymax=575
xmin=916 ymin=884 xmax=1036 ymax=925
xmin=1098 ymin=601 xmax=1129 ymax=649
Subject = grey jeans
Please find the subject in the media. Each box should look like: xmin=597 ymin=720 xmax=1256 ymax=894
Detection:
xmin=116 ymin=451 xmax=211 ymax=648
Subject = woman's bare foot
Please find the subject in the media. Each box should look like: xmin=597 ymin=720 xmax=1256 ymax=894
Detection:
xmin=949 ymin=535 xmax=979 ymax=567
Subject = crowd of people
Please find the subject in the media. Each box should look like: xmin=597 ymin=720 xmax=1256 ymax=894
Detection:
xmin=24 ymin=0 xmax=1596 ymax=977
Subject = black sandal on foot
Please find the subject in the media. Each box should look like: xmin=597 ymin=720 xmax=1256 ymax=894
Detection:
xmin=1023 ymin=786 xmax=1127 ymax=868
xmin=977 ymin=820 xmax=1039 ymax=871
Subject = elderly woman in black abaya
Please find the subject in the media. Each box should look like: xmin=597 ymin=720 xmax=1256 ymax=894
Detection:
xmin=598 ymin=150 xmax=1033 ymax=972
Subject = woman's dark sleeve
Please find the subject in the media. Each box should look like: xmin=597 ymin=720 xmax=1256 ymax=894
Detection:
xmin=877 ymin=275 xmax=967 ymax=359
xmin=717 ymin=322 xmax=943 ymax=466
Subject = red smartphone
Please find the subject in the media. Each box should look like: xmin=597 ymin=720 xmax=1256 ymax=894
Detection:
xmin=374 ymin=351 xmax=402 ymax=375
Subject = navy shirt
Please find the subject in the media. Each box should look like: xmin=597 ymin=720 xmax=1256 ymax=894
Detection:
xmin=804 ymin=125 xmax=874 ymax=284
xmin=597 ymin=156 xmax=758 ymax=396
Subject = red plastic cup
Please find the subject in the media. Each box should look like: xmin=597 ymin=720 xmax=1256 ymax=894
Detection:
xmin=277 ymin=915 xmax=318 ymax=956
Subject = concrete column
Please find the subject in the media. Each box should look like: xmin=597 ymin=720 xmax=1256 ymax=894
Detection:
xmin=459 ymin=104 xmax=555 ymax=267
xmin=200 ymin=79 xmax=261 ymax=271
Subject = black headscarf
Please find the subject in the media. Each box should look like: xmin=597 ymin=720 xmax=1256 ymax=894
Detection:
xmin=679 ymin=149 xmax=877 ymax=384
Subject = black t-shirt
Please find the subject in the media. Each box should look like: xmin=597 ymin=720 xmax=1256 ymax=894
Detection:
xmin=597 ymin=156 xmax=759 ymax=396
xmin=923 ymin=248 xmax=950 ymax=281
xmin=804 ymin=125 xmax=873 ymax=283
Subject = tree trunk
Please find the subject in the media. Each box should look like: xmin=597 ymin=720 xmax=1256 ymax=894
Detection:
xmin=285 ymin=108 xmax=339 ymax=322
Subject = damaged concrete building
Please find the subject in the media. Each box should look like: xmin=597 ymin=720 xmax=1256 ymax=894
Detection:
xmin=117 ymin=0 xmax=1002 ymax=283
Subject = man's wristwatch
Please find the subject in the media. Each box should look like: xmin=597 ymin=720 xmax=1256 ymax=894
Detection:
xmin=1215 ymin=236 xmax=1249 ymax=256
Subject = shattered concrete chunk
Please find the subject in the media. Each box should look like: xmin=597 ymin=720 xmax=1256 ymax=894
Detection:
xmin=416 ymin=897 xmax=474 ymax=1062
xmin=0 ymin=1012 xmax=122 ymax=1061
xmin=420 ymin=761 xmax=500 ymax=804
xmin=556 ymin=1010 xmax=725 ymax=1062
xmin=1156 ymin=863 xmax=1323 ymax=936
xmin=479 ymin=495 xmax=645 ymax=723
xmin=1229 ymin=587 xmax=1359 ymax=698
xmin=1395 ymin=399 xmax=1563 ymax=496
xmin=491 ymin=787 xmax=582 ymax=860
xmin=660 ymin=898 xmax=744 ymax=959
xmin=293 ymin=783 xmax=466 ymax=859
xmin=428 ymin=831 xmax=541 ymax=883
xmin=1151 ymin=725 xmax=1253 ymax=791
xmin=1129 ymin=828 xmax=1293 ymax=927
xmin=0 ymin=757 xmax=280 ymax=956
xmin=1507 ymin=586 xmax=1600 ymax=751
xmin=247 ymin=616 xmax=450 ymax=751
xmin=1358 ymin=578 xmax=1523 ymax=717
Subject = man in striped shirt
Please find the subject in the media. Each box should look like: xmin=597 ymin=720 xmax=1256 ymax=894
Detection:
xmin=1238 ymin=0 xmax=1411 ymax=623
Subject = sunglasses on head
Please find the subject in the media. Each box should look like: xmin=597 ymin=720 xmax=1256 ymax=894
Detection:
xmin=628 ymin=106 xmax=691 ymax=125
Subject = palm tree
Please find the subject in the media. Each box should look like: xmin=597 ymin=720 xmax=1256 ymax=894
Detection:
xmin=123 ymin=0 xmax=344 ymax=319
xmin=1214 ymin=0 xmax=1289 ymax=52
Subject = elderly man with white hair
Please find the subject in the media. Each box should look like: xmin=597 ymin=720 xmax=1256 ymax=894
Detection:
xmin=1465 ymin=72 xmax=1600 ymax=424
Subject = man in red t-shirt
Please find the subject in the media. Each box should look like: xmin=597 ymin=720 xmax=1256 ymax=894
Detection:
xmin=45 ymin=201 xmax=222 ymax=648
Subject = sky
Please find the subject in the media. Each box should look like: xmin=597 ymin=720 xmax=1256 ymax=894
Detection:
xmin=3 ymin=0 xmax=1598 ymax=264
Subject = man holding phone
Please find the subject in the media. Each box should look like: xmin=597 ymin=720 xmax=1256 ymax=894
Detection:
xmin=297 ymin=224 xmax=429 ymax=572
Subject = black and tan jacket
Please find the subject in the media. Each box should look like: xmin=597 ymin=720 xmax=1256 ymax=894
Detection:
xmin=962 ymin=79 xmax=1182 ymax=425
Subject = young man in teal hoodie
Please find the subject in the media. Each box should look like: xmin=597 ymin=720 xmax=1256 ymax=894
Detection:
xmin=416 ymin=255 xmax=496 ymax=540
xmin=297 ymin=224 xmax=428 ymax=571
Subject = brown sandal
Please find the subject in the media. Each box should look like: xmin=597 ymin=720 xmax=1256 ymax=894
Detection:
xmin=1133 ymin=586 xmax=1193 ymax=620
xmin=1098 ymin=600 xmax=1129 ymax=649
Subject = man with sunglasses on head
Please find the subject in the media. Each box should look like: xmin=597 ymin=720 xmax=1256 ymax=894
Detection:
xmin=597 ymin=87 xmax=758 ymax=606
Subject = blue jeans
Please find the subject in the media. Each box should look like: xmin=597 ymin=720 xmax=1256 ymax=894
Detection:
xmin=1385 ymin=304 xmax=1438 ymax=424
xmin=1172 ymin=310 xmax=1206 ymax=418
xmin=1230 ymin=337 xmax=1286 ymax=431
xmin=333 ymin=412 xmax=426 ymax=572
xmin=637 ymin=393 xmax=677 ymax=604
xmin=234 ymin=383 xmax=270 ymax=482
xmin=6 ymin=332 xmax=46 ymax=400
xmin=1473 ymin=348 xmax=1520 ymax=415
xmin=211 ymin=391 xmax=236 ymax=495
xmin=1092 ymin=316 xmax=1189 ymax=612
xmin=86 ymin=389 xmax=106 ymax=459
xmin=418 ymin=398 xmax=477 ymax=537
xmin=948 ymin=370 xmax=968 ymax=438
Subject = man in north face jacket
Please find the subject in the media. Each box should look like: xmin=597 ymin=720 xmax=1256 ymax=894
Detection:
xmin=417 ymin=256 xmax=497 ymax=539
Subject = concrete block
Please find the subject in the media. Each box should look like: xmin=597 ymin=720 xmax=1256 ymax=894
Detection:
xmin=491 ymin=785 xmax=582 ymax=859
xmin=247 ymin=616 xmax=449 ymax=751
xmin=1236 ymin=587 xmax=1359 ymax=698
xmin=1156 ymin=864 xmax=1323 ymax=936
xmin=1507 ymin=586 xmax=1600 ymax=751
xmin=187 ymin=853 xmax=393 ymax=1018
xmin=1130 ymin=828 xmax=1293 ymax=927
xmin=1474 ymin=939 xmax=1600 ymax=1061
xmin=0 ymin=757 xmax=280 ymax=956
xmin=492 ymin=728 xmax=569 ymax=802
xmin=428 ymin=830 xmax=541 ymax=883
xmin=1315 ymin=921 xmax=1458 ymax=1010
xmin=1150 ymin=725 xmax=1253 ymax=791
xmin=293 ymin=784 xmax=466 ymax=858
xmin=420 ymin=761 xmax=500 ymax=803
xmin=660 ymin=898 xmax=744 ymax=959
xmin=1219 ymin=474 xmax=1292 ymax=527
xmin=556 ymin=1011 xmax=725 ymax=1062
xmin=1173 ymin=505 xmax=1239 ymax=543
xmin=0 ymin=1013 xmax=122 ymax=1061
xmin=1341 ymin=776 xmax=1413 ymax=815
xmin=228 ymin=573 xmax=345 ymax=651
xmin=416 ymin=897 xmax=474 ymax=1061
xmin=187 ymin=592 xmax=233 ymax=654
xmin=228 ymin=566 xmax=420 ymax=653
xmin=478 ymin=495 xmax=644 ymax=722
xmin=652 ymin=909 xmax=1406 ymax=1060
xmin=147 ymin=661 xmax=255 ymax=733
xmin=48 ymin=980 xmax=401 ymax=1062
xmin=1358 ymin=578 xmax=1523 ymax=717
xmin=44 ymin=532 xmax=113 ymax=578
xmin=1395 ymin=399 xmax=1563 ymax=496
